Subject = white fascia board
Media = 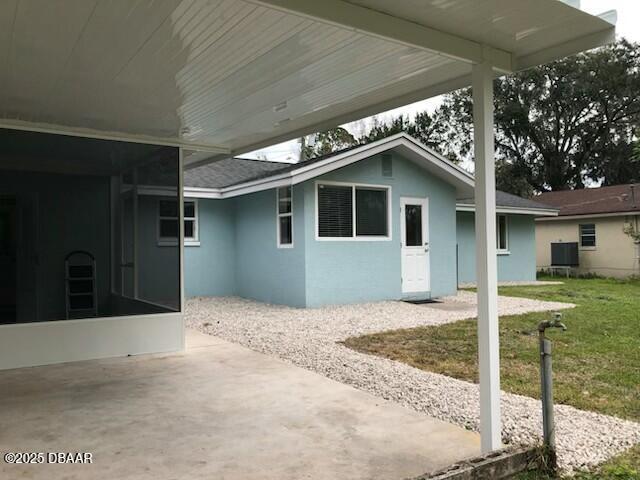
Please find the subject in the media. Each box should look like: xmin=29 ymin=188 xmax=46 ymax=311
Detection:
xmin=536 ymin=211 xmax=639 ymax=221
xmin=184 ymin=187 xmax=223 ymax=199
xmin=249 ymin=0 xmax=513 ymax=72
xmin=185 ymin=134 xmax=475 ymax=199
xmin=457 ymin=204 xmax=559 ymax=217
xmin=0 ymin=119 xmax=230 ymax=154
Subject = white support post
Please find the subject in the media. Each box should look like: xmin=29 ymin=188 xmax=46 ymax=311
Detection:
xmin=472 ymin=60 xmax=502 ymax=453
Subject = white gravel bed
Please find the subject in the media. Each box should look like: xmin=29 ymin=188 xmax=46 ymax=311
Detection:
xmin=185 ymin=291 xmax=640 ymax=473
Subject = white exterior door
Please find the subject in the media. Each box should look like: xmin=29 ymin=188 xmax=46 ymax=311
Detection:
xmin=400 ymin=197 xmax=430 ymax=294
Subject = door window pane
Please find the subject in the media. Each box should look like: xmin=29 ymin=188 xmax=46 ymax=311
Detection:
xmin=405 ymin=205 xmax=422 ymax=246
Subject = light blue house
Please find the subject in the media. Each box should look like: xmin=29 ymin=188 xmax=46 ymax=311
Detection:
xmin=182 ymin=134 xmax=557 ymax=307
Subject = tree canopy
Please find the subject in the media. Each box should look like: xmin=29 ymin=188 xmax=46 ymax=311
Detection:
xmin=301 ymin=40 xmax=640 ymax=196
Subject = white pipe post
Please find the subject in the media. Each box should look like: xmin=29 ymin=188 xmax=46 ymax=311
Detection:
xmin=472 ymin=60 xmax=502 ymax=453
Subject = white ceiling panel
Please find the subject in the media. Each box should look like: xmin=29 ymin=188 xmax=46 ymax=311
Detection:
xmin=0 ymin=0 xmax=615 ymax=160
xmin=346 ymin=0 xmax=614 ymax=59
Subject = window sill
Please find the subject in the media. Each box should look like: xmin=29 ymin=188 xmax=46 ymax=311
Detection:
xmin=185 ymin=240 xmax=201 ymax=247
xmin=497 ymin=250 xmax=510 ymax=256
xmin=315 ymin=236 xmax=392 ymax=242
xmin=157 ymin=240 xmax=178 ymax=247
xmin=277 ymin=244 xmax=294 ymax=249
xmin=580 ymin=246 xmax=596 ymax=251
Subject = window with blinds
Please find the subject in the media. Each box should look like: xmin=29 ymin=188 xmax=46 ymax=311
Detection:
xmin=317 ymin=183 xmax=390 ymax=239
xmin=318 ymin=184 xmax=353 ymax=237
xmin=579 ymin=223 xmax=596 ymax=247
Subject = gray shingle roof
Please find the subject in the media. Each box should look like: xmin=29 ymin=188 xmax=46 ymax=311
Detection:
xmin=184 ymin=157 xmax=290 ymax=188
xmin=184 ymin=142 xmax=555 ymax=213
xmin=183 ymin=146 xmax=363 ymax=189
xmin=457 ymin=190 xmax=556 ymax=211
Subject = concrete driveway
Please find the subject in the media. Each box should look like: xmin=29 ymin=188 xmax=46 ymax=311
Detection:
xmin=0 ymin=330 xmax=480 ymax=480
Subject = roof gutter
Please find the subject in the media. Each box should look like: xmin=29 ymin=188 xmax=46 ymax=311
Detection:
xmin=456 ymin=203 xmax=559 ymax=217
xmin=536 ymin=210 xmax=640 ymax=221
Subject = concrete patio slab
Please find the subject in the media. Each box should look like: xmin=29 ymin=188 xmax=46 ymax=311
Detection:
xmin=0 ymin=330 xmax=480 ymax=480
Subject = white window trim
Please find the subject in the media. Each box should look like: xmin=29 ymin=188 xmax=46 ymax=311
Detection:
xmin=315 ymin=180 xmax=392 ymax=242
xmin=157 ymin=198 xmax=199 ymax=247
xmin=496 ymin=214 xmax=509 ymax=255
xmin=579 ymin=223 xmax=596 ymax=250
xmin=277 ymin=186 xmax=294 ymax=248
xmin=184 ymin=199 xmax=200 ymax=247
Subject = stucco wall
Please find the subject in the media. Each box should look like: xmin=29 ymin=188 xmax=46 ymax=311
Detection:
xmin=456 ymin=211 xmax=537 ymax=284
xmin=234 ymin=186 xmax=307 ymax=307
xmin=183 ymin=198 xmax=236 ymax=297
xmin=536 ymin=215 xmax=640 ymax=278
xmin=303 ymin=152 xmax=458 ymax=307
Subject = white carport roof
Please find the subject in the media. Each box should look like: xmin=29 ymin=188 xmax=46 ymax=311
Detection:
xmin=0 ymin=0 xmax=615 ymax=165
xmin=0 ymin=0 xmax=616 ymax=459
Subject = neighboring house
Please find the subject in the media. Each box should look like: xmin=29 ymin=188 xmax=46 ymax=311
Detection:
xmin=182 ymin=134 xmax=557 ymax=307
xmin=535 ymin=184 xmax=640 ymax=278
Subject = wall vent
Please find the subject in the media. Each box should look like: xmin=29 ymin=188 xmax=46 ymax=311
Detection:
xmin=381 ymin=154 xmax=392 ymax=177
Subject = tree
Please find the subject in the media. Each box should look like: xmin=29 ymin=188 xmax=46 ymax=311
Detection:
xmin=358 ymin=111 xmax=463 ymax=162
xmin=300 ymin=41 xmax=640 ymax=193
xmin=440 ymin=39 xmax=640 ymax=193
xmin=360 ymin=115 xmax=410 ymax=143
xmin=301 ymin=127 xmax=357 ymax=160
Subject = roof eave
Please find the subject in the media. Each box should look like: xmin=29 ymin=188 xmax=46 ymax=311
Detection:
xmin=536 ymin=210 xmax=640 ymax=221
xmin=457 ymin=204 xmax=559 ymax=217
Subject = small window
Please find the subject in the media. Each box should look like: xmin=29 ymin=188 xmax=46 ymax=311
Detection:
xmin=158 ymin=199 xmax=198 ymax=246
xmin=158 ymin=200 xmax=179 ymax=245
xmin=277 ymin=186 xmax=293 ymax=247
xmin=579 ymin=223 xmax=596 ymax=248
xmin=317 ymin=183 xmax=390 ymax=239
xmin=496 ymin=215 xmax=508 ymax=252
xmin=184 ymin=200 xmax=198 ymax=245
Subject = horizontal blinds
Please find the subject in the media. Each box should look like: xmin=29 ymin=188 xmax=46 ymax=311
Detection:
xmin=318 ymin=184 xmax=353 ymax=237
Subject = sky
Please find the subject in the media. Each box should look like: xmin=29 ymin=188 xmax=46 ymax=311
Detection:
xmin=244 ymin=1 xmax=640 ymax=164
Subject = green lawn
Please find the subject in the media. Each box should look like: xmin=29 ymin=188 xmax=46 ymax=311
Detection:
xmin=343 ymin=276 xmax=640 ymax=479
xmin=343 ymin=276 xmax=640 ymax=421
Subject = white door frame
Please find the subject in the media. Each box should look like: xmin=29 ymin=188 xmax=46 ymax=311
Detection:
xmin=400 ymin=196 xmax=430 ymax=294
